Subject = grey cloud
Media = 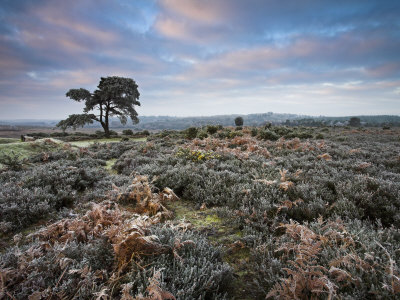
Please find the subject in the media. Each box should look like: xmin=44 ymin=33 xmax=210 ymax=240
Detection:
xmin=0 ymin=0 xmax=399 ymax=119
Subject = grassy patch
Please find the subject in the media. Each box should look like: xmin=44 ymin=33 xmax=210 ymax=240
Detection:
xmin=0 ymin=138 xmax=20 ymax=144
xmin=69 ymin=137 xmax=146 ymax=147
xmin=105 ymin=158 xmax=117 ymax=174
xmin=166 ymin=200 xmax=222 ymax=228
xmin=0 ymin=139 xmax=62 ymax=167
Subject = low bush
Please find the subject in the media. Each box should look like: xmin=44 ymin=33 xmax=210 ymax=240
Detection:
xmin=0 ymin=151 xmax=28 ymax=171
xmin=1 ymin=198 xmax=231 ymax=299
xmin=197 ymin=130 xmax=208 ymax=140
xmin=206 ymin=125 xmax=219 ymax=135
xmin=1 ymin=126 xmax=399 ymax=299
xmin=258 ymin=129 xmax=279 ymax=141
xmin=29 ymin=132 xmax=50 ymax=138
xmin=122 ymin=129 xmax=134 ymax=135
xmin=0 ymin=158 xmax=109 ymax=233
xmin=185 ymin=127 xmax=199 ymax=139
xmin=250 ymin=127 xmax=258 ymax=137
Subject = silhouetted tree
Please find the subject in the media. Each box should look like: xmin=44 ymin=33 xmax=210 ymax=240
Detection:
xmin=234 ymin=116 xmax=244 ymax=126
xmin=57 ymin=76 xmax=140 ymax=137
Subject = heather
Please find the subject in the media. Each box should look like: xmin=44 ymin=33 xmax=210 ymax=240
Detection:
xmin=1 ymin=127 xmax=399 ymax=299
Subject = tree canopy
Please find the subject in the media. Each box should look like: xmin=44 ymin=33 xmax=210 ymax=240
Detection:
xmin=234 ymin=116 xmax=244 ymax=127
xmin=57 ymin=76 xmax=140 ymax=136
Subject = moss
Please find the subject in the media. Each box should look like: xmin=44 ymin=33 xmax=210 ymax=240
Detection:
xmin=105 ymin=158 xmax=117 ymax=174
xmin=205 ymin=214 xmax=222 ymax=224
xmin=167 ymin=200 xmax=219 ymax=228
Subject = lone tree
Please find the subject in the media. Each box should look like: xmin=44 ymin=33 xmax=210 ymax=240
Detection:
xmin=349 ymin=117 xmax=361 ymax=127
xmin=234 ymin=116 xmax=244 ymax=127
xmin=57 ymin=76 xmax=140 ymax=137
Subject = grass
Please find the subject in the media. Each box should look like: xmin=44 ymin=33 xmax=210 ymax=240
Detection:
xmin=0 ymin=139 xmax=63 ymax=169
xmin=69 ymin=137 xmax=146 ymax=147
xmin=105 ymin=158 xmax=117 ymax=174
xmin=0 ymin=137 xmax=20 ymax=144
xmin=0 ymin=137 xmax=145 ymax=168
xmin=0 ymin=139 xmax=61 ymax=159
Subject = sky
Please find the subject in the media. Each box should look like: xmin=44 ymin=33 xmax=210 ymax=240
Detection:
xmin=0 ymin=0 xmax=399 ymax=119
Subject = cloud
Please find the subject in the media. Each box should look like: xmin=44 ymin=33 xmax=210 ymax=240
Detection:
xmin=0 ymin=0 xmax=399 ymax=119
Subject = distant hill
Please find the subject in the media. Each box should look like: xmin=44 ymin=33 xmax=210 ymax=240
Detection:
xmin=1 ymin=113 xmax=399 ymax=130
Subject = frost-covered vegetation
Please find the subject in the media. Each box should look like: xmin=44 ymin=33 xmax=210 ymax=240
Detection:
xmin=1 ymin=126 xmax=399 ymax=299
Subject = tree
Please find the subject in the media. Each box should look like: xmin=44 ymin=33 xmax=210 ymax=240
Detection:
xmin=349 ymin=117 xmax=361 ymax=127
xmin=57 ymin=76 xmax=140 ymax=137
xmin=234 ymin=116 xmax=244 ymax=127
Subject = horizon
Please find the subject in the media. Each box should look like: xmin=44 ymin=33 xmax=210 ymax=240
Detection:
xmin=1 ymin=0 xmax=400 ymax=119
xmin=1 ymin=112 xmax=399 ymax=123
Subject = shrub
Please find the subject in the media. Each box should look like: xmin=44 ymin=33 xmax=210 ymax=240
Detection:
xmin=127 ymin=225 xmax=231 ymax=299
xmin=228 ymin=131 xmax=243 ymax=138
xmin=217 ymin=129 xmax=232 ymax=139
xmin=141 ymin=130 xmax=150 ymax=136
xmin=0 ymin=151 xmax=28 ymax=171
xmin=197 ymin=130 xmax=208 ymax=140
xmin=253 ymin=218 xmax=400 ymax=299
xmin=258 ymin=129 xmax=279 ymax=141
xmin=50 ymin=132 xmax=68 ymax=137
xmin=122 ymin=129 xmax=134 ymax=135
xmin=95 ymin=130 xmax=105 ymax=137
xmin=0 ymin=158 xmax=109 ymax=233
xmin=1 ymin=125 xmax=400 ymax=299
xmin=250 ymin=127 xmax=258 ymax=137
xmin=272 ymin=126 xmax=293 ymax=137
xmin=288 ymin=131 xmax=313 ymax=139
xmin=109 ymin=130 xmax=118 ymax=136
xmin=29 ymin=132 xmax=50 ymax=138
xmin=206 ymin=125 xmax=219 ymax=135
xmin=0 ymin=202 xmax=231 ymax=300
xmin=185 ymin=127 xmax=199 ymax=139
xmin=175 ymin=148 xmax=220 ymax=162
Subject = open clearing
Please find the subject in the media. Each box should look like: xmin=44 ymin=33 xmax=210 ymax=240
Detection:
xmin=69 ymin=137 xmax=146 ymax=147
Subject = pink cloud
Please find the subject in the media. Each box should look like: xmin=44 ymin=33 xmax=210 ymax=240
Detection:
xmin=159 ymin=0 xmax=227 ymax=24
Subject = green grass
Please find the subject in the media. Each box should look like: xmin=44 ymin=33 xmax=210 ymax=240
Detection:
xmin=0 ymin=138 xmax=20 ymax=144
xmin=105 ymin=158 xmax=117 ymax=174
xmin=0 ymin=139 xmax=63 ymax=168
xmin=69 ymin=137 xmax=146 ymax=147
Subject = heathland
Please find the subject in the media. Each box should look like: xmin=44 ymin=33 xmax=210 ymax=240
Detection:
xmin=0 ymin=125 xmax=399 ymax=299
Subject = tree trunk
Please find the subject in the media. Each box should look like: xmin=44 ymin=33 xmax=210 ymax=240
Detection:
xmin=104 ymin=114 xmax=110 ymax=137
xmin=100 ymin=121 xmax=109 ymax=138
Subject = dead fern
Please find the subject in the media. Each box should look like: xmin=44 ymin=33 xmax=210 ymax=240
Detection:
xmin=276 ymin=199 xmax=304 ymax=214
xmin=134 ymin=270 xmax=176 ymax=300
xmin=111 ymin=176 xmax=176 ymax=220
xmin=268 ymin=221 xmax=337 ymax=299
xmin=317 ymin=153 xmax=332 ymax=161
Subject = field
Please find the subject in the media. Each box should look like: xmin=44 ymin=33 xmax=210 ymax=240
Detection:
xmin=0 ymin=126 xmax=399 ymax=299
xmin=0 ymin=126 xmax=98 ymax=138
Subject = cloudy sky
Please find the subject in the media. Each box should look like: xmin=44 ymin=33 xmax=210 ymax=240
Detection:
xmin=0 ymin=0 xmax=399 ymax=119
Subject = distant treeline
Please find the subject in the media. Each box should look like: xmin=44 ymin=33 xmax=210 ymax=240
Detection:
xmin=124 ymin=114 xmax=400 ymax=130
xmin=1 ymin=113 xmax=399 ymax=131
